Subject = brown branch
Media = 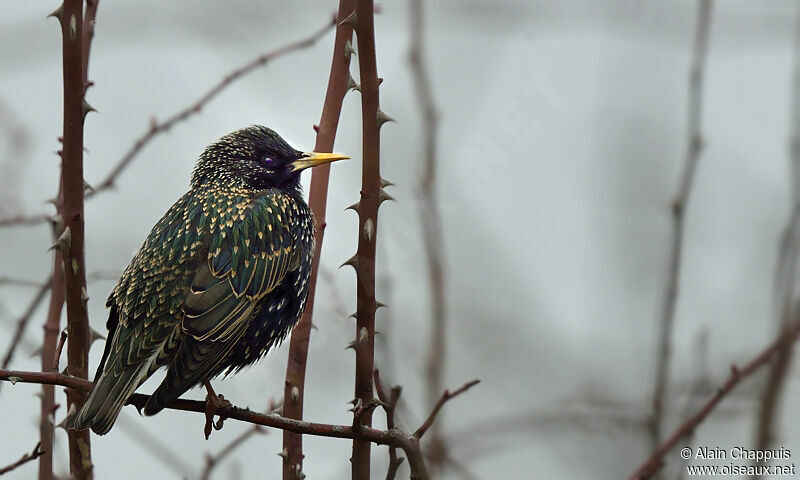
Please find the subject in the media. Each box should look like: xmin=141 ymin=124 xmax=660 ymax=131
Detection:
xmin=86 ymin=17 xmax=336 ymax=199
xmin=408 ymin=0 xmax=448 ymax=471
xmin=0 ymin=213 xmax=52 ymax=228
xmin=0 ymin=442 xmax=45 ymax=476
xmin=629 ymin=318 xmax=800 ymax=480
xmin=349 ymin=0 xmax=386 ymax=478
xmin=40 ymin=223 xmax=65 ymax=480
xmin=413 ymin=380 xmax=480 ymax=440
xmin=650 ymin=0 xmax=712 ymax=456
xmin=0 ymin=368 xmax=462 ymax=479
xmin=281 ymin=3 xmax=355 ymax=478
xmin=0 ymin=278 xmax=50 ymax=372
xmin=0 ymin=276 xmax=49 ymax=288
xmin=52 ymin=1 xmax=93 ymax=477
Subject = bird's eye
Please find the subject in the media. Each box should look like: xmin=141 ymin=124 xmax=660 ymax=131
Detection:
xmin=262 ymin=157 xmax=274 ymax=166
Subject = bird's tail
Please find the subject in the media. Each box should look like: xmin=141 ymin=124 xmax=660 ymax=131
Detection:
xmin=64 ymin=360 xmax=153 ymax=435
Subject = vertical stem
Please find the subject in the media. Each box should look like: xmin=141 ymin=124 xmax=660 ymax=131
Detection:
xmin=57 ymin=0 xmax=93 ymax=477
xmin=39 ymin=197 xmax=65 ymax=480
xmin=282 ymin=3 xmax=355 ymax=478
xmin=650 ymin=0 xmax=712 ymax=458
xmin=351 ymin=0 xmax=381 ymax=478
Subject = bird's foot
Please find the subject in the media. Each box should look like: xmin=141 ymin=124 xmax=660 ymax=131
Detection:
xmin=203 ymin=380 xmax=232 ymax=440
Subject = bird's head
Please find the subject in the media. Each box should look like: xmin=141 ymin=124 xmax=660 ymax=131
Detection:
xmin=191 ymin=125 xmax=349 ymax=191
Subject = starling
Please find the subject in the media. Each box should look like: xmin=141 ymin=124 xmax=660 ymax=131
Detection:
xmin=65 ymin=125 xmax=348 ymax=435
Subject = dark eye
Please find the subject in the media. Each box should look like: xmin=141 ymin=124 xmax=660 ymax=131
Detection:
xmin=262 ymin=157 xmax=274 ymax=166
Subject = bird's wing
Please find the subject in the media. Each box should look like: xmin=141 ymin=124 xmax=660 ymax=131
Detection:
xmin=183 ymin=191 xmax=302 ymax=341
xmin=143 ymin=192 xmax=305 ymax=414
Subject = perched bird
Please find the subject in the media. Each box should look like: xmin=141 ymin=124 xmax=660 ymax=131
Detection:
xmin=65 ymin=126 xmax=348 ymax=435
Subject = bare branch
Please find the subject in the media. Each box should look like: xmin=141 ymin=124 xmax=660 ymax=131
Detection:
xmin=0 ymin=278 xmax=51 ymax=372
xmin=87 ymin=16 xmax=336 ymax=199
xmin=629 ymin=318 xmax=800 ymax=479
xmin=650 ymin=0 xmax=713 ymax=455
xmin=413 ymin=380 xmax=480 ymax=440
xmin=0 ymin=442 xmax=45 ymax=476
xmin=374 ymin=369 xmax=405 ymax=480
xmin=201 ymin=425 xmax=266 ymax=480
xmin=0 ymin=214 xmax=52 ymax=228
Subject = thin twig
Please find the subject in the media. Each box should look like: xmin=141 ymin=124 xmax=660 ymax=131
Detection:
xmin=413 ymin=380 xmax=480 ymax=440
xmin=650 ymin=0 xmax=713 ymax=458
xmin=629 ymin=318 xmax=800 ymax=479
xmin=0 ymin=16 xmax=337 ymax=229
xmin=0 ymin=213 xmax=52 ymax=228
xmin=409 ymin=0 xmax=447 ymax=471
xmin=0 ymin=277 xmax=48 ymax=288
xmin=52 ymin=330 xmax=67 ymax=372
xmin=201 ymin=425 xmax=266 ymax=480
xmin=86 ymin=17 xmax=336 ymax=199
xmin=281 ymin=3 xmax=355 ymax=478
xmin=0 ymin=278 xmax=50 ymax=372
xmin=0 ymin=443 xmax=44 ymax=476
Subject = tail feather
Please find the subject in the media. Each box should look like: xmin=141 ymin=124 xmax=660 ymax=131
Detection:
xmin=64 ymin=358 xmax=154 ymax=435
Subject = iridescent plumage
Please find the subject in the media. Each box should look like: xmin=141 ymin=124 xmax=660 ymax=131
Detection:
xmin=65 ymin=126 xmax=346 ymax=435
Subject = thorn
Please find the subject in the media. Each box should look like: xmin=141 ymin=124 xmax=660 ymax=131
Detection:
xmin=380 ymin=177 xmax=394 ymax=188
xmin=90 ymin=327 xmax=106 ymax=344
xmin=349 ymin=312 xmax=357 ymax=320
xmin=80 ymin=286 xmax=89 ymax=305
xmin=344 ymin=39 xmax=356 ymax=61
xmin=339 ymin=10 xmax=357 ymax=28
xmin=278 ymin=448 xmax=289 ymax=462
xmin=376 ymin=301 xmax=387 ymax=311
xmin=83 ymin=180 xmax=94 ymax=193
xmin=71 ymin=258 xmax=79 ymax=275
xmin=346 ymin=74 xmax=361 ymax=93
xmin=358 ymin=326 xmax=368 ymax=343
xmin=49 ymin=226 xmax=71 ymax=252
xmin=376 ymin=109 xmax=395 ymax=129
xmin=377 ymin=77 xmax=384 ymax=86
xmin=81 ymin=99 xmax=97 ymax=120
xmin=313 ymin=124 xmax=319 ymax=133
xmin=346 ymin=201 xmax=361 ymax=214
xmin=340 ymin=253 xmax=360 ymax=271
xmin=378 ymin=189 xmax=395 ymax=205
xmin=347 ymin=398 xmax=358 ymax=406
xmin=47 ymin=4 xmax=64 ymax=22
xmin=348 ymin=398 xmax=363 ymax=412
xmin=345 ymin=340 xmax=356 ymax=351
xmin=294 ymin=463 xmax=306 ymax=479
xmin=291 ymin=386 xmax=300 ymax=403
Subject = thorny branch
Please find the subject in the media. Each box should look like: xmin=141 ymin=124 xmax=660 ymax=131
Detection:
xmin=650 ymin=0 xmax=712 ymax=458
xmin=281 ymin=2 xmax=355 ymax=477
xmin=0 ymin=442 xmax=45 ymax=476
xmin=629 ymin=314 xmax=800 ymax=480
xmin=374 ymin=369 xmax=405 ymax=480
xmin=0 ymin=369 xmax=477 ymax=480
xmin=348 ymin=0 xmax=389 ymax=478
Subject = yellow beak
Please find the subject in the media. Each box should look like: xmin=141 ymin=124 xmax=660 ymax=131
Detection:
xmin=290 ymin=152 xmax=350 ymax=172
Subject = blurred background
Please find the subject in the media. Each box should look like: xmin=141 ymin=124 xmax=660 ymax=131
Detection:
xmin=2 ymin=0 xmax=800 ymax=478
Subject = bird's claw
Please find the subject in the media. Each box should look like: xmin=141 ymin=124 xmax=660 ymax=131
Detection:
xmin=204 ymin=391 xmax=232 ymax=439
